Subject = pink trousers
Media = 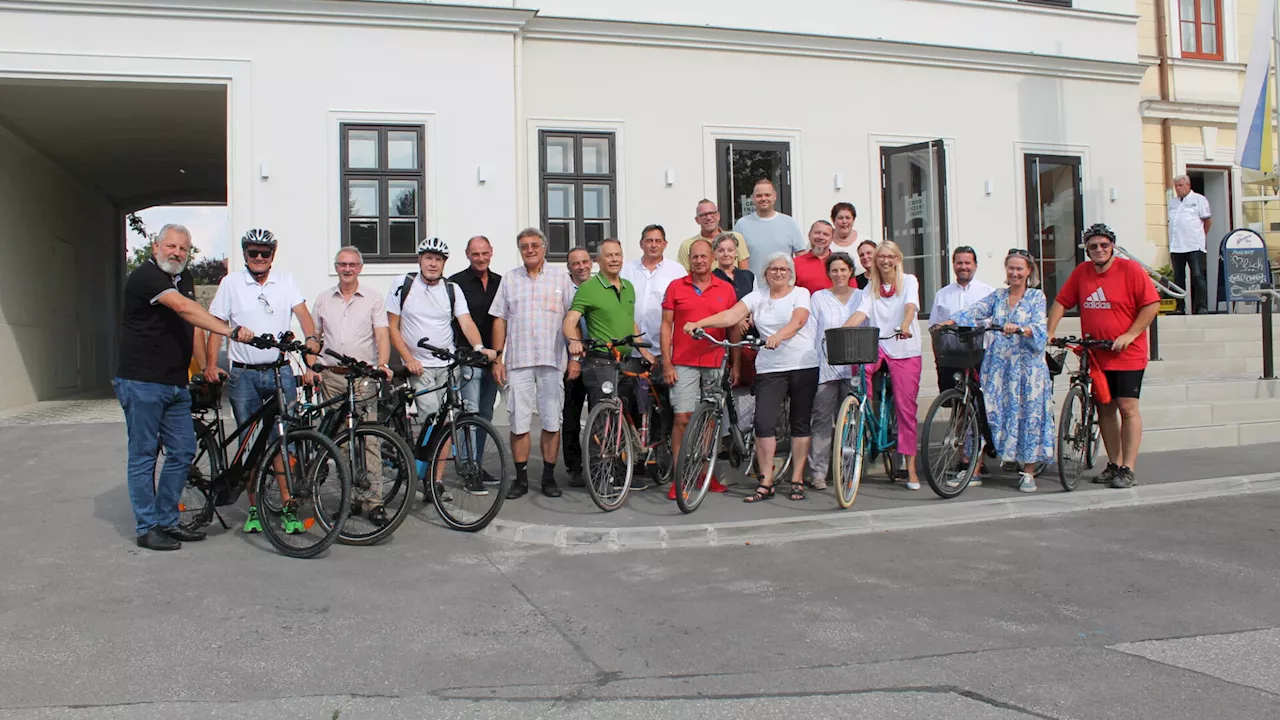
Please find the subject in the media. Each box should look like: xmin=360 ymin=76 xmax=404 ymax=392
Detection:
xmin=879 ymin=350 xmax=922 ymax=457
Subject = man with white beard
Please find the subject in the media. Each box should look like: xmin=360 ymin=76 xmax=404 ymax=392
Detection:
xmin=114 ymin=224 xmax=255 ymax=551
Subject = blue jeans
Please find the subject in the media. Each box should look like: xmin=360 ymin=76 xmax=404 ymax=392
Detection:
xmin=459 ymin=365 xmax=500 ymax=459
xmin=228 ymin=366 xmax=297 ymax=434
xmin=113 ymin=378 xmax=195 ymax=536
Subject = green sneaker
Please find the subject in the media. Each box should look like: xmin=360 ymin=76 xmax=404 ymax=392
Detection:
xmin=279 ymin=508 xmax=306 ymax=534
xmin=242 ymin=506 xmax=263 ymax=534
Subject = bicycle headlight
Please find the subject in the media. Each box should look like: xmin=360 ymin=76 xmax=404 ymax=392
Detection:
xmin=601 ymin=381 xmax=615 ymax=395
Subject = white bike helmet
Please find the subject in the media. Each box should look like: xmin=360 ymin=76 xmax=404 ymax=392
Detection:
xmin=416 ymin=236 xmax=449 ymax=258
xmin=240 ymin=228 xmax=277 ymax=248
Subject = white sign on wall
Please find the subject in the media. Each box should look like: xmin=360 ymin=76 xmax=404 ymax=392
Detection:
xmin=906 ymin=193 xmax=926 ymax=223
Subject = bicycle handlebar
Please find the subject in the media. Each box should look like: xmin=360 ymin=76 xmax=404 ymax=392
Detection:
xmin=581 ymin=334 xmax=654 ymax=350
xmin=415 ymin=338 xmax=492 ymax=368
xmin=932 ymin=324 xmax=1001 ymax=335
xmin=320 ymin=348 xmax=389 ymax=380
xmin=1049 ymin=336 xmax=1113 ymax=349
xmin=247 ymin=331 xmax=310 ymax=355
xmin=690 ymin=328 xmax=766 ymax=349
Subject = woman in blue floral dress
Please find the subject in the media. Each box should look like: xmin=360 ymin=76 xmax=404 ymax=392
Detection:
xmin=938 ymin=250 xmax=1054 ymax=492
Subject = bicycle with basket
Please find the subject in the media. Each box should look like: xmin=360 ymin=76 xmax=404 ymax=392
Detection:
xmin=824 ymin=325 xmax=906 ymax=509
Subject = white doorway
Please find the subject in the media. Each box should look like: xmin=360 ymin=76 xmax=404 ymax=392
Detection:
xmin=1186 ymin=166 xmax=1232 ymax=311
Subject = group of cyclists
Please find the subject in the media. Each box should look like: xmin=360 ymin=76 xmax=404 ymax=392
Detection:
xmin=115 ymin=173 xmax=1160 ymax=553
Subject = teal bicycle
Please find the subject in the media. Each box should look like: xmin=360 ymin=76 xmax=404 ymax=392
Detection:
xmin=827 ymin=327 xmax=906 ymax=509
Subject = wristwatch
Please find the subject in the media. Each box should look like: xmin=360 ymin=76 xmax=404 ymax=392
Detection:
xmin=473 ymin=343 xmax=484 ymax=352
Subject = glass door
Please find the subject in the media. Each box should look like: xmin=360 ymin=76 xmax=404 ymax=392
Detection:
xmin=716 ymin=140 xmax=792 ymax=229
xmin=1024 ymin=154 xmax=1083 ymax=303
xmin=880 ymin=140 xmax=949 ymax=313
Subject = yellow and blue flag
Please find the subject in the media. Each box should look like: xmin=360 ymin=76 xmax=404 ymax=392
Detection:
xmin=1236 ymin=0 xmax=1277 ymax=172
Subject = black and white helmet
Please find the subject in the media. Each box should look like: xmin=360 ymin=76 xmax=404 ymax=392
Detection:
xmin=240 ymin=228 xmax=276 ymax=248
xmin=1082 ymin=223 xmax=1116 ymax=244
xmin=416 ymin=236 xmax=449 ymax=258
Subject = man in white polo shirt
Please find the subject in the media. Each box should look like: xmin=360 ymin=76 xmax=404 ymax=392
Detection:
xmin=387 ymin=236 xmax=494 ymax=496
xmin=1168 ymin=174 xmax=1212 ymax=315
xmin=206 ymin=228 xmax=321 ymax=534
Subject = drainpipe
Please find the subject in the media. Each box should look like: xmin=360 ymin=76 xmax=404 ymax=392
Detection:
xmin=1153 ymin=0 xmax=1174 ymax=196
xmin=514 ymin=30 xmax=526 ymax=229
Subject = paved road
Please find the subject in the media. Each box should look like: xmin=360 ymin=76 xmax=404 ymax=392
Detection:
xmin=2 ymin=422 xmax=1280 ymax=718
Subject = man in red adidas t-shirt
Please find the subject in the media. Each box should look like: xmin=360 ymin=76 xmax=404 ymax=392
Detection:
xmin=1048 ymin=223 xmax=1160 ymax=489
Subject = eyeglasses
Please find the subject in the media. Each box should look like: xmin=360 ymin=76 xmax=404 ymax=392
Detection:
xmin=245 ymin=249 xmax=273 ymax=259
xmin=696 ymin=211 xmax=719 ymax=219
xmin=335 ymin=262 xmax=361 ymax=269
xmin=1007 ymin=248 xmax=1032 ymax=258
xmin=767 ymin=267 xmax=791 ymax=274
xmin=1085 ymin=241 xmax=1113 ymax=251
xmin=518 ymin=243 xmax=542 ymax=252
xmin=258 ymin=293 xmax=274 ymax=315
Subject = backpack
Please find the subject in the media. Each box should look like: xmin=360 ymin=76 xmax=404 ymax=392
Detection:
xmin=394 ymin=273 xmax=464 ymax=347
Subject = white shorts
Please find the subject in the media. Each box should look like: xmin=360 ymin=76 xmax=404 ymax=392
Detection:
xmin=505 ymin=366 xmax=565 ymax=435
xmin=410 ymin=367 xmax=451 ymax=419
xmin=672 ymin=365 xmax=722 ymax=414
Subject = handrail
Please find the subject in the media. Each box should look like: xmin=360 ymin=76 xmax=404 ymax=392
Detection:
xmin=1241 ymin=285 xmax=1276 ymax=380
xmin=1240 ymin=288 xmax=1280 ymax=301
xmin=1115 ymin=244 xmax=1188 ymax=299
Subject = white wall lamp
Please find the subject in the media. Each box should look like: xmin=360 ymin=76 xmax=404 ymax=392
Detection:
xmin=258 ymin=162 xmax=269 ymax=180
xmin=983 ymin=180 xmax=993 ymax=196
xmin=477 ymin=165 xmax=487 ymax=185
xmin=1110 ymin=186 xmax=1119 ymax=203
xmin=834 ymin=173 xmax=844 ymax=191
xmin=665 ymin=168 xmax=675 ymax=187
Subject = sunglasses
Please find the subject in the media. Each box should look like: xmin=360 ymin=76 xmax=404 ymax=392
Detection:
xmin=1085 ymin=241 xmax=1113 ymax=251
xmin=1007 ymin=248 xmax=1032 ymax=258
xmin=245 ymin=249 xmax=274 ymax=259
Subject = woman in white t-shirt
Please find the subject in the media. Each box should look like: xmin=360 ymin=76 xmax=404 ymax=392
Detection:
xmin=807 ymin=252 xmax=865 ymax=490
xmin=689 ymin=253 xmax=819 ymax=503
xmin=842 ymin=240 xmax=925 ymax=489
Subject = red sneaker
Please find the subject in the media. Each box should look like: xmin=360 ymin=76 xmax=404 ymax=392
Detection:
xmin=667 ymin=482 xmax=678 ymax=501
xmin=709 ymin=476 xmax=728 ymax=493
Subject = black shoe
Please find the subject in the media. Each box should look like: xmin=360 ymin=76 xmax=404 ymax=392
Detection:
xmin=350 ymin=502 xmax=364 ymax=517
xmin=507 ymin=480 xmax=528 ymax=499
xmin=463 ymin=474 xmax=491 ymax=496
xmin=1092 ymin=462 xmax=1119 ymax=484
xmin=568 ymin=470 xmax=586 ymax=488
xmin=367 ymin=506 xmax=390 ymax=527
xmin=162 ymin=523 xmax=206 ymax=542
xmin=482 ymin=470 xmax=501 ymax=485
xmin=137 ymin=527 xmax=180 ymax=551
xmin=630 ymin=476 xmax=651 ymax=491
xmin=1109 ymin=466 xmax=1137 ymax=489
xmin=542 ymin=477 xmax=562 ymax=498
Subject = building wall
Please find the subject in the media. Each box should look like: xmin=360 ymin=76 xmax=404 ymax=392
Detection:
xmin=0 ymin=123 xmax=118 ymax=410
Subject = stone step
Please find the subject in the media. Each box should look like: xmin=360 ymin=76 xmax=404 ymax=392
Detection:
xmin=1148 ymin=341 xmax=1274 ymax=361
xmin=1141 ymin=420 xmax=1280 ymax=452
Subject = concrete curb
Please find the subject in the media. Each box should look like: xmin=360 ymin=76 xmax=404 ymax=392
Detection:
xmin=482 ymin=473 xmax=1280 ymax=550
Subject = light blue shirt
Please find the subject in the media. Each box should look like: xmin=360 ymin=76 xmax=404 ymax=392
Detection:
xmin=733 ymin=212 xmax=806 ymax=282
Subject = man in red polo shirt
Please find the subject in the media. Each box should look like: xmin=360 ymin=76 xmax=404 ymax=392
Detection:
xmin=661 ymin=238 xmax=739 ymax=497
xmin=1048 ymin=223 xmax=1160 ymax=489
xmin=793 ymin=220 xmax=835 ymax=293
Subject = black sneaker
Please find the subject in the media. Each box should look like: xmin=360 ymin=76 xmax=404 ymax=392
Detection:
xmin=541 ymin=476 xmax=562 ymax=498
xmin=1092 ymin=462 xmax=1119 ymax=484
xmin=464 ymin=474 xmax=491 ymax=496
xmin=630 ymin=476 xmax=651 ymax=491
xmin=482 ymin=469 xmax=501 ymax=485
xmin=367 ymin=506 xmax=390 ymax=527
xmin=568 ymin=470 xmax=586 ymax=488
xmin=1109 ymin=466 xmax=1137 ymax=489
xmin=506 ymin=479 xmax=528 ymax=500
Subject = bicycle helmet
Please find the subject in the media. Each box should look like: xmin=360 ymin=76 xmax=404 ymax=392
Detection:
xmin=240 ymin=228 xmax=277 ymax=248
xmin=416 ymin=236 xmax=449 ymax=258
xmin=1081 ymin=223 xmax=1116 ymax=244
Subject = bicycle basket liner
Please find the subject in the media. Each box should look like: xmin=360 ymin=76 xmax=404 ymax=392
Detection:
xmin=932 ymin=328 xmax=985 ymax=369
xmin=824 ymin=327 xmax=880 ymax=365
xmin=1045 ymin=348 xmax=1067 ymax=377
xmin=189 ymin=380 xmax=221 ymax=411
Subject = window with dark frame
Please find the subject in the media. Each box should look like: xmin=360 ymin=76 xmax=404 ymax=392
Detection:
xmin=1179 ymin=0 xmax=1224 ymax=60
xmin=539 ymin=130 xmax=617 ymax=261
xmin=340 ymin=124 xmax=426 ymax=262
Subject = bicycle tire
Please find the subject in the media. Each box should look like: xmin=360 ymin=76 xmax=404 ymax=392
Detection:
xmin=1084 ymin=404 xmax=1101 ymax=470
xmin=675 ymin=404 xmax=720 ymax=514
xmin=646 ymin=402 xmax=674 ymax=485
xmin=831 ymin=394 xmax=866 ymax=509
xmin=179 ymin=423 xmax=222 ymax=526
xmin=1057 ymin=385 xmax=1088 ymax=491
xmin=773 ymin=397 xmax=794 ymax=479
xmin=582 ymin=401 xmax=634 ymax=512
xmin=881 ymin=390 xmax=900 ymax=481
xmin=329 ymin=424 xmax=416 ymax=546
xmin=921 ymin=390 xmax=982 ymax=499
xmin=429 ymin=416 xmax=511 ymax=530
xmin=254 ymin=428 xmax=351 ymax=558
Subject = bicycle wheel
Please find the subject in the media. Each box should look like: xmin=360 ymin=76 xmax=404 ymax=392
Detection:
xmin=675 ymin=404 xmax=720 ymax=514
xmin=582 ymin=401 xmax=633 ymax=512
xmin=646 ymin=403 xmax=674 ymax=485
xmin=1057 ymin=385 xmax=1089 ymax=492
xmin=430 ymin=416 xmax=510 ymax=531
xmin=831 ymin=394 xmax=867 ymax=509
xmin=179 ymin=423 xmax=222 ymax=526
xmin=330 ymin=425 xmax=416 ymax=545
xmin=1084 ymin=404 xmax=1101 ymax=469
xmin=254 ymin=428 xmax=351 ymax=558
xmin=881 ymin=394 xmax=900 ymax=480
xmin=754 ymin=397 xmax=793 ymax=480
xmin=921 ymin=390 xmax=982 ymax=499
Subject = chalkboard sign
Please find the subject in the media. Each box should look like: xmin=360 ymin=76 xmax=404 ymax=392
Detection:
xmin=1221 ymin=229 xmax=1273 ymax=303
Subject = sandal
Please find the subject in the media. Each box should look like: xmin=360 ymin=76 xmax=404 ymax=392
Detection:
xmin=743 ymin=484 xmax=776 ymax=503
xmin=788 ymin=483 xmax=806 ymax=501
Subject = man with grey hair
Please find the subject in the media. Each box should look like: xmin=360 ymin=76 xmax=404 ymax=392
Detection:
xmin=491 ymin=228 xmax=578 ymax=499
xmin=305 ymin=245 xmax=393 ymax=525
xmin=1168 ymin=173 xmax=1211 ymax=314
xmin=116 ymin=224 xmax=255 ymax=550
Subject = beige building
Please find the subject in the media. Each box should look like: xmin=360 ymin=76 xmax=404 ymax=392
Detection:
xmin=1139 ymin=0 xmax=1280 ymax=304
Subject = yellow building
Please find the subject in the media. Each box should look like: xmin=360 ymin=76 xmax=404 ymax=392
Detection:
xmin=1139 ymin=0 xmax=1280 ymax=303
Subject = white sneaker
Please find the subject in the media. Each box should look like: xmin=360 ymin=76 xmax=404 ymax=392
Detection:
xmin=968 ymin=476 xmax=983 ymax=487
xmin=906 ymin=480 xmax=921 ymax=491
xmin=1017 ymin=473 xmax=1037 ymax=493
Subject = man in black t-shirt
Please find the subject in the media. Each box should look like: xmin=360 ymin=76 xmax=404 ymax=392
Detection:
xmin=115 ymin=224 xmax=254 ymax=551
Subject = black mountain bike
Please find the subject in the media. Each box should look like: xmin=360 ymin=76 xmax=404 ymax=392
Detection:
xmin=381 ymin=339 xmax=510 ymax=531
xmin=920 ymin=326 xmax=1000 ymax=498
xmin=180 ymin=332 xmax=351 ymax=559
xmin=1049 ymin=336 xmax=1110 ymax=490
xmin=303 ymin=350 xmax=417 ymax=545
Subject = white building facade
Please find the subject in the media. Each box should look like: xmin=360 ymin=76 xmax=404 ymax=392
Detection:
xmin=0 ymin=0 xmax=1146 ymax=410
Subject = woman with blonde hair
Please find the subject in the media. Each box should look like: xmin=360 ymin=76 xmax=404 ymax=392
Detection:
xmin=841 ymin=240 xmax=925 ymax=489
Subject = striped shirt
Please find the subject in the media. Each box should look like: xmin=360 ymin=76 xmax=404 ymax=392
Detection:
xmin=489 ymin=263 xmax=577 ymax=371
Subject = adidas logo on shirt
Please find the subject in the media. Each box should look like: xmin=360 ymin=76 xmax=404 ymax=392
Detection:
xmin=1082 ymin=287 xmax=1111 ymax=310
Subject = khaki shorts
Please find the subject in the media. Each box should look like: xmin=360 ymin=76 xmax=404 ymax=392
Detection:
xmin=410 ymin=367 xmax=451 ymax=419
xmin=505 ymin=366 xmax=565 ymax=434
xmin=671 ymin=365 xmax=722 ymax=414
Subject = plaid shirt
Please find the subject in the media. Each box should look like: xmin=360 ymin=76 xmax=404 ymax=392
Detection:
xmin=489 ymin=263 xmax=577 ymax=371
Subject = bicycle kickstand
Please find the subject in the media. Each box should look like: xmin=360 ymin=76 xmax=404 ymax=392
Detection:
xmin=213 ymin=507 xmax=230 ymax=530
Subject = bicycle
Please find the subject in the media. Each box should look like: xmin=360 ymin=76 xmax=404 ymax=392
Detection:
xmin=919 ymin=325 xmax=1001 ymax=498
xmin=828 ymin=329 xmax=907 ymax=509
xmin=1049 ymin=336 xmax=1110 ymax=491
xmin=578 ymin=334 xmax=673 ymax=512
xmin=179 ymin=332 xmax=352 ymax=559
xmin=381 ymin=339 xmax=511 ymax=531
xmin=302 ymin=350 xmax=417 ymax=545
xmin=672 ymin=330 xmax=766 ymax=514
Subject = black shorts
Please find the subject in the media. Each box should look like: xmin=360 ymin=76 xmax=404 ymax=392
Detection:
xmin=754 ymin=368 xmax=820 ymax=438
xmin=1102 ymin=369 xmax=1144 ymax=400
